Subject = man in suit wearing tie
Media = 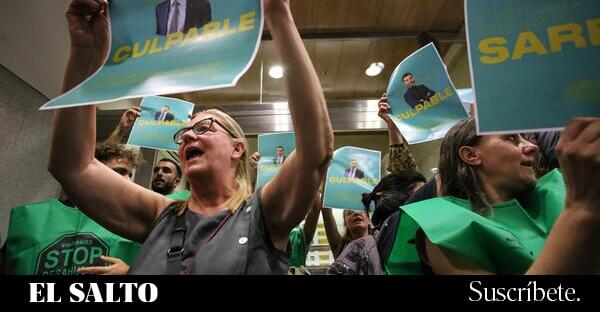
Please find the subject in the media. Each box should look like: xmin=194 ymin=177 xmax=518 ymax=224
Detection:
xmin=156 ymin=0 xmax=212 ymax=36
xmin=155 ymin=105 xmax=175 ymax=122
xmin=344 ymin=159 xmax=364 ymax=179
xmin=273 ymin=146 xmax=286 ymax=165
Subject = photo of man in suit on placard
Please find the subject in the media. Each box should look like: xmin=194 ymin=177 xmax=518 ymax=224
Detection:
xmin=402 ymin=72 xmax=435 ymax=109
xmin=156 ymin=0 xmax=212 ymax=36
xmin=273 ymin=146 xmax=286 ymax=165
xmin=155 ymin=105 xmax=175 ymax=121
xmin=344 ymin=159 xmax=364 ymax=179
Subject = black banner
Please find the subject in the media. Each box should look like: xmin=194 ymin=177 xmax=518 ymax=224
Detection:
xmin=0 ymin=275 xmax=598 ymax=306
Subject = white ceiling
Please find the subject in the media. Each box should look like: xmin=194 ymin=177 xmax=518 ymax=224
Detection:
xmin=0 ymin=0 xmax=139 ymax=109
xmin=0 ymin=0 xmax=71 ymax=99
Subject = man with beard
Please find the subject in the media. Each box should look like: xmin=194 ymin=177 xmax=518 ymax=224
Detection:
xmin=151 ymin=158 xmax=182 ymax=195
xmin=402 ymin=72 xmax=435 ymax=109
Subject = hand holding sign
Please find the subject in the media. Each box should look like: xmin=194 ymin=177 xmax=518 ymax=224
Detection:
xmin=44 ymin=0 xmax=264 ymax=109
xmin=66 ymin=0 xmax=109 ymax=51
xmin=249 ymin=151 xmax=261 ymax=169
xmin=120 ymin=107 xmax=141 ymax=131
xmin=63 ymin=0 xmax=110 ymax=94
xmin=377 ymin=93 xmax=392 ymax=124
xmin=556 ymin=118 xmax=600 ymax=214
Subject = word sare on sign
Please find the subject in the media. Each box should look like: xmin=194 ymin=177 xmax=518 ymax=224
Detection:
xmin=479 ymin=18 xmax=600 ymax=64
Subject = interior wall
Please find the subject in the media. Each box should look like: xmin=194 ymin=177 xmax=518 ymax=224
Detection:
xmin=0 ymin=66 xmax=61 ymax=244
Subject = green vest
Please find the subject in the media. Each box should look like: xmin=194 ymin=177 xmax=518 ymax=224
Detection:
xmin=388 ymin=169 xmax=570 ymax=275
xmin=167 ymin=190 xmax=191 ymax=200
xmin=4 ymin=199 xmax=141 ymax=275
xmin=288 ymin=227 xmax=307 ymax=267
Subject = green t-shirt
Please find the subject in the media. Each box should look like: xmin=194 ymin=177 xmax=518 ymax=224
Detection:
xmin=288 ymin=227 xmax=307 ymax=267
xmin=4 ymin=199 xmax=141 ymax=275
xmin=387 ymin=169 xmax=581 ymax=275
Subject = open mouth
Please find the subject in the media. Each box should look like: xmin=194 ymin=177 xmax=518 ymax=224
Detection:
xmin=521 ymin=160 xmax=534 ymax=167
xmin=185 ymin=146 xmax=205 ymax=161
xmin=352 ymin=215 xmax=364 ymax=223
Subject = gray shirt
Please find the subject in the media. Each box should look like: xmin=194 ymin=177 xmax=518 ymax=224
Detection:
xmin=128 ymin=188 xmax=289 ymax=274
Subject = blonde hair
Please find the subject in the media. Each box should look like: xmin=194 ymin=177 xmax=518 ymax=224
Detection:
xmin=174 ymin=109 xmax=253 ymax=215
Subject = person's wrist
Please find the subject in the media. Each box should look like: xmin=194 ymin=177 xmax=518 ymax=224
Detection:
xmin=265 ymin=1 xmax=292 ymax=25
xmin=69 ymin=45 xmax=105 ymax=58
xmin=265 ymin=1 xmax=290 ymax=15
xmin=68 ymin=49 xmax=106 ymax=73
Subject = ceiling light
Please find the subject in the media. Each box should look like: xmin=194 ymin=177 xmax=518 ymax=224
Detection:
xmin=268 ymin=66 xmax=284 ymax=79
xmin=365 ymin=62 xmax=385 ymax=77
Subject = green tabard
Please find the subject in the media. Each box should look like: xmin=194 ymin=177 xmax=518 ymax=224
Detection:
xmin=167 ymin=190 xmax=191 ymax=201
xmin=388 ymin=169 xmax=574 ymax=274
xmin=288 ymin=227 xmax=307 ymax=267
xmin=5 ymin=199 xmax=141 ymax=275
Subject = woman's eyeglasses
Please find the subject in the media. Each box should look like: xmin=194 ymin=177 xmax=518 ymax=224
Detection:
xmin=173 ymin=117 xmax=236 ymax=144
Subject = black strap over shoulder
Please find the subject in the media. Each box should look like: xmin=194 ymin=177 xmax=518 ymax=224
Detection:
xmin=166 ymin=211 xmax=186 ymax=275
